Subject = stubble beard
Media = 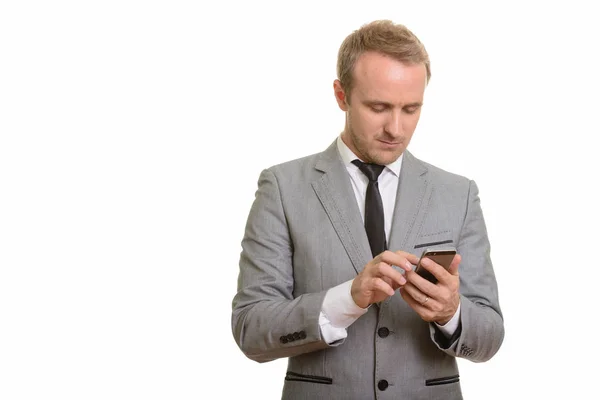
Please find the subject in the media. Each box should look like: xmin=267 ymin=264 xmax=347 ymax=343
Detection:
xmin=347 ymin=124 xmax=404 ymax=166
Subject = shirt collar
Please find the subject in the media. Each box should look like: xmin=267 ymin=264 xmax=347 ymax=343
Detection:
xmin=336 ymin=135 xmax=403 ymax=177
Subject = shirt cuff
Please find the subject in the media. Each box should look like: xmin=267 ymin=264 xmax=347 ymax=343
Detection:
xmin=434 ymin=302 xmax=461 ymax=338
xmin=321 ymin=279 xmax=369 ymax=329
xmin=318 ymin=312 xmax=348 ymax=344
xmin=319 ymin=279 xmax=369 ymax=344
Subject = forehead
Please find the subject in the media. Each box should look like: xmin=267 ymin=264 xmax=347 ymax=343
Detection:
xmin=352 ymin=51 xmax=427 ymax=103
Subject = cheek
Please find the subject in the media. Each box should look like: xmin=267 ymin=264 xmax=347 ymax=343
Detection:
xmin=404 ymin=113 xmax=421 ymax=132
xmin=354 ymin=110 xmax=384 ymax=135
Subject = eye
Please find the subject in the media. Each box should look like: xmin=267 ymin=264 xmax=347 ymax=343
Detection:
xmin=370 ymin=105 xmax=386 ymax=113
xmin=404 ymin=106 xmax=420 ymax=115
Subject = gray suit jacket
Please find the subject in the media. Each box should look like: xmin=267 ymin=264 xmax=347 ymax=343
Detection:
xmin=232 ymin=140 xmax=504 ymax=399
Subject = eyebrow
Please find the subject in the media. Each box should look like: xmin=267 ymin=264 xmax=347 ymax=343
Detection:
xmin=364 ymin=100 xmax=423 ymax=108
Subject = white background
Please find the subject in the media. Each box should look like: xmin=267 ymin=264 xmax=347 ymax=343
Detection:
xmin=1 ymin=1 xmax=599 ymax=399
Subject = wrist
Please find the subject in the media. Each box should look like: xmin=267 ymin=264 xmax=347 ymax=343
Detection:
xmin=351 ymin=291 xmax=368 ymax=309
xmin=350 ymin=282 xmax=368 ymax=309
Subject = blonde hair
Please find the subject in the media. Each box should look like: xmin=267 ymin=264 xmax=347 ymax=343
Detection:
xmin=337 ymin=20 xmax=431 ymax=99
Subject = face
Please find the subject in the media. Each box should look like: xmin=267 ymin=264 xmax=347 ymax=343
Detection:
xmin=334 ymin=51 xmax=428 ymax=165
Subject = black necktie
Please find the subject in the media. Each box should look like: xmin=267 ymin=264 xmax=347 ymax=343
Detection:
xmin=352 ymin=160 xmax=386 ymax=257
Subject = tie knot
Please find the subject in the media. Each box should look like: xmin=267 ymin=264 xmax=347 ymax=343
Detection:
xmin=352 ymin=159 xmax=385 ymax=182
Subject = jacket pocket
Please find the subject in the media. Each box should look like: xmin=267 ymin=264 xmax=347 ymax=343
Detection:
xmin=285 ymin=371 xmax=332 ymax=385
xmin=425 ymin=374 xmax=460 ymax=386
xmin=414 ymin=229 xmax=454 ymax=250
xmin=414 ymin=239 xmax=453 ymax=249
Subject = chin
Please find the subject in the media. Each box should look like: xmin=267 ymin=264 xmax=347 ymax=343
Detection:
xmin=370 ymin=150 xmax=403 ymax=165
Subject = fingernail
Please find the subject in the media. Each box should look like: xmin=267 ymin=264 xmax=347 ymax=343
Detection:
xmin=404 ymin=260 xmax=412 ymax=270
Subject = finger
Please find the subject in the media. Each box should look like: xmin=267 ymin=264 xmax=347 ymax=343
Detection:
xmin=400 ymin=286 xmax=431 ymax=309
xmin=379 ymin=250 xmax=418 ymax=272
xmin=399 ymin=287 xmax=416 ymax=306
xmin=393 ymin=250 xmax=420 ymax=266
xmin=401 ymin=282 xmax=430 ymax=305
xmin=382 ymin=276 xmax=394 ymax=289
xmin=382 ymin=275 xmax=403 ymax=291
xmin=405 ymin=266 xmax=439 ymax=295
xmin=373 ymin=277 xmax=395 ymax=297
xmin=420 ymin=254 xmax=462 ymax=286
xmin=376 ymin=261 xmax=407 ymax=286
xmin=414 ymin=257 xmax=452 ymax=286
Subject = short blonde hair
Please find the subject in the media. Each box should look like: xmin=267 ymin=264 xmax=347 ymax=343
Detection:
xmin=337 ymin=20 xmax=431 ymax=99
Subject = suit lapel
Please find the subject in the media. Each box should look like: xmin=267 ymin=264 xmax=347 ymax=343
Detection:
xmin=387 ymin=151 xmax=432 ymax=252
xmin=312 ymin=141 xmax=372 ymax=275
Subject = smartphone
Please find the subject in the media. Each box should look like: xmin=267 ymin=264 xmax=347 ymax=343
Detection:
xmin=415 ymin=248 xmax=457 ymax=284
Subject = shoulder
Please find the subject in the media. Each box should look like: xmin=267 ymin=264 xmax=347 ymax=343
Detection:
xmin=262 ymin=142 xmax=337 ymax=183
xmin=407 ymin=151 xmax=474 ymax=193
xmin=267 ymin=151 xmax=323 ymax=175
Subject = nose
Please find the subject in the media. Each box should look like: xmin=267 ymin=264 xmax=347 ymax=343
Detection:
xmin=384 ymin=109 xmax=403 ymax=137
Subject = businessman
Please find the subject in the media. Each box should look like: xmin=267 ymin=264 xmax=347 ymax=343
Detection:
xmin=232 ymin=19 xmax=504 ymax=399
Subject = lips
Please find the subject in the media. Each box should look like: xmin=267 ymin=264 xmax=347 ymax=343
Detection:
xmin=378 ymin=139 xmax=401 ymax=147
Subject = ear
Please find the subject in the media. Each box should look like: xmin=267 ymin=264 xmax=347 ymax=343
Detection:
xmin=333 ymin=79 xmax=349 ymax=111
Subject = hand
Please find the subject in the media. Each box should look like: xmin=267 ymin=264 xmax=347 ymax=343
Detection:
xmin=351 ymin=250 xmax=419 ymax=309
xmin=400 ymin=254 xmax=462 ymax=325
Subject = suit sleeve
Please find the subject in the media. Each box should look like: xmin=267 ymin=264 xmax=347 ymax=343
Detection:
xmin=430 ymin=180 xmax=505 ymax=362
xmin=231 ymin=169 xmax=332 ymax=363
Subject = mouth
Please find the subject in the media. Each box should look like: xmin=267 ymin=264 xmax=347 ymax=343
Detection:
xmin=377 ymin=139 xmax=402 ymax=148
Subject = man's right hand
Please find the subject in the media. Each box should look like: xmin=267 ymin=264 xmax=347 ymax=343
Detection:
xmin=351 ymin=250 xmax=419 ymax=309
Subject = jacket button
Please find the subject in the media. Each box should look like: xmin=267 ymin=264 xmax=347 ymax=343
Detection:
xmin=280 ymin=336 xmax=288 ymax=344
xmin=299 ymin=331 xmax=306 ymax=339
xmin=293 ymin=332 xmax=300 ymax=340
xmin=286 ymin=334 xmax=294 ymax=342
xmin=377 ymin=327 xmax=390 ymax=338
xmin=378 ymin=380 xmax=389 ymax=391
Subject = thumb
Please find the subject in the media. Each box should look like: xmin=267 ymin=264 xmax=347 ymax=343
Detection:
xmin=447 ymin=254 xmax=462 ymax=276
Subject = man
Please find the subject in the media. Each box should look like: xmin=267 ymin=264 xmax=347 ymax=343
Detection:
xmin=231 ymin=19 xmax=504 ymax=400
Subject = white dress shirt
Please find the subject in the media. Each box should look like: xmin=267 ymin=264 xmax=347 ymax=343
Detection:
xmin=318 ymin=135 xmax=461 ymax=344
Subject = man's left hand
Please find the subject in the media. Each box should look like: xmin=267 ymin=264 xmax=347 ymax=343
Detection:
xmin=400 ymin=254 xmax=461 ymax=325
